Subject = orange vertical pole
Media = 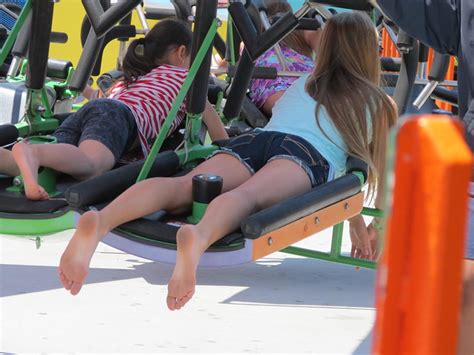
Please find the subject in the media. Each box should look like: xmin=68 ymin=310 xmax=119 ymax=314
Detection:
xmin=373 ymin=115 xmax=472 ymax=355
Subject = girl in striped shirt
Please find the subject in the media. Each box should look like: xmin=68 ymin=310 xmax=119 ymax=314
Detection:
xmin=0 ymin=19 xmax=227 ymax=200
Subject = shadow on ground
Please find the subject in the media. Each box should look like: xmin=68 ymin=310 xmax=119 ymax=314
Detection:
xmin=1 ymin=251 xmax=375 ymax=310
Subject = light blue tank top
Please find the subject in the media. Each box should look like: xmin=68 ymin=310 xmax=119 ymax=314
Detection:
xmin=262 ymin=74 xmax=348 ymax=178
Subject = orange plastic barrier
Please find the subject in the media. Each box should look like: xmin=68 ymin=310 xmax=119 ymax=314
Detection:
xmin=373 ymin=115 xmax=472 ymax=355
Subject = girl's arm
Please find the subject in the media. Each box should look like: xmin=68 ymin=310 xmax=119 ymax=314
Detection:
xmin=202 ymin=100 xmax=229 ymax=142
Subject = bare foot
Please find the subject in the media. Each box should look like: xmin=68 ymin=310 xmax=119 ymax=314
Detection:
xmin=167 ymin=225 xmax=204 ymax=310
xmin=58 ymin=211 xmax=105 ymax=295
xmin=11 ymin=143 xmax=48 ymax=200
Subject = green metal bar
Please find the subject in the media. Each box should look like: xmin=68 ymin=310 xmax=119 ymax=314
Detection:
xmin=0 ymin=210 xmax=75 ymax=236
xmin=361 ymin=207 xmax=384 ymax=218
xmin=228 ymin=15 xmax=236 ymax=66
xmin=0 ymin=0 xmax=32 ymax=66
xmin=282 ymin=246 xmax=376 ymax=269
xmin=175 ymin=144 xmax=218 ymax=165
xmin=187 ymin=201 xmax=207 ymax=224
xmin=136 ymin=19 xmax=219 ymax=183
xmin=40 ymin=88 xmax=54 ymax=118
xmin=187 ymin=112 xmax=203 ymax=145
xmin=330 ymin=222 xmax=344 ymax=257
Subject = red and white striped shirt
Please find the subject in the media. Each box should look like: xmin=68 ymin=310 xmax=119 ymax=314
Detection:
xmin=110 ymin=64 xmax=188 ymax=155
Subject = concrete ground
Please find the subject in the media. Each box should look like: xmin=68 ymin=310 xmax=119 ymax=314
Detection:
xmin=1 ymin=222 xmax=375 ymax=354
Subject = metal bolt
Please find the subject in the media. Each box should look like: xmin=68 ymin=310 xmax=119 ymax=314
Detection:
xmin=314 ymin=217 xmax=320 ymax=224
xmin=267 ymin=237 xmax=273 ymax=246
xmin=344 ymin=203 xmax=350 ymax=210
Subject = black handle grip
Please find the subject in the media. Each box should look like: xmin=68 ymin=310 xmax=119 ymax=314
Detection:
xmin=0 ymin=124 xmax=19 ymax=146
xmin=428 ymin=52 xmax=450 ymax=82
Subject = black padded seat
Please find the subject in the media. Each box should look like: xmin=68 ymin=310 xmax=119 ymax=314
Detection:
xmin=115 ymin=217 xmax=245 ymax=252
xmin=0 ymin=175 xmax=70 ymax=214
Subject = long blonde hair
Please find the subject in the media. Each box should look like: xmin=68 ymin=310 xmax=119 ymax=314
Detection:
xmin=306 ymin=12 xmax=397 ymax=200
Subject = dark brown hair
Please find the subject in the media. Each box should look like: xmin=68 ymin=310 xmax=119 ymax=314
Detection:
xmin=122 ymin=19 xmax=192 ymax=86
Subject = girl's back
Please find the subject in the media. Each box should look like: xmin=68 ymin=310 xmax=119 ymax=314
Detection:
xmin=110 ymin=64 xmax=188 ymax=154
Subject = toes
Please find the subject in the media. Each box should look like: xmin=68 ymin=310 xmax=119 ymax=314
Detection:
xmin=65 ymin=279 xmax=73 ymax=290
xmin=176 ymin=290 xmax=194 ymax=309
xmin=58 ymin=270 xmax=69 ymax=289
xmin=70 ymin=281 xmax=83 ymax=296
xmin=167 ymin=295 xmax=178 ymax=311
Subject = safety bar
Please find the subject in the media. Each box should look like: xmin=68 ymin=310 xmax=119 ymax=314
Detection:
xmin=25 ymin=0 xmax=54 ymax=90
xmin=81 ymin=0 xmax=141 ymax=38
xmin=70 ymin=25 xmax=135 ymax=91
xmin=66 ymin=151 xmax=180 ymax=208
xmin=228 ymin=0 xmax=303 ymax=61
xmin=393 ymin=31 xmax=419 ymax=114
xmin=186 ymin=0 xmax=217 ymax=115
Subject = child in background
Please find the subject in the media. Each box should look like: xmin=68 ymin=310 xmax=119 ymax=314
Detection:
xmin=0 ymin=19 xmax=227 ymax=200
xmin=249 ymin=0 xmax=322 ymax=116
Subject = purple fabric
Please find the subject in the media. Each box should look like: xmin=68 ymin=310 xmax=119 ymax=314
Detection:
xmin=249 ymin=46 xmax=314 ymax=108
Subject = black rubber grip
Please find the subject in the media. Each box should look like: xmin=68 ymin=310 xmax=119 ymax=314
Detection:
xmin=346 ymin=156 xmax=368 ymax=183
xmin=381 ymin=57 xmax=401 ymax=72
xmin=46 ymin=59 xmax=73 ymax=79
xmin=192 ymin=174 xmax=223 ymax=204
xmin=65 ymin=151 xmax=180 ymax=208
xmin=0 ymin=124 xmax=19 ymax=146
xmin=428 ymin=52 xmax=450 ymax=82
xmin=50 ymin=32 xmax=68 ymax=44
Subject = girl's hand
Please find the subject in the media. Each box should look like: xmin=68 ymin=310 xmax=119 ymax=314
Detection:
xmin=349 ymin=215 xmax=379 ymax=261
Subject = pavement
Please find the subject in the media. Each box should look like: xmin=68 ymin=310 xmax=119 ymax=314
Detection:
xmin=1 ymin=222 xmax=376 ymax=354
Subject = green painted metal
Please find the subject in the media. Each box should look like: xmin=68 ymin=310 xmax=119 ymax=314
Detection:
xmin=361 ymin=207 xmax=384 ymax=218
xmin=227 ymin=15 xmax=236 ymax=66
xmin=0 ymin=210 xmax=75 ymax=236
xmin=330 ymin=222 xmax=344 ymax=257
xmin=0 ymin=0 xmax=32 ymax=66
xmin=186 ymin=112 xmax=204 ymax=146
xmin=136 ymin=19 xmax=219 ymax=183
xmin=187 ymin=201 xmax=207 ymax=224
xmin=352 ymin=171 xmax=366 ymax=184
xmin=282 ymin=245 xmax=376 ymax=269
xmin=175 ymin=144 xmax=217 ymax=165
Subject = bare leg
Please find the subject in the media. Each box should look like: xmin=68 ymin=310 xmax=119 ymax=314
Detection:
xmin=12 ymin=140 xmax=114 ymax=200
xmin=459 ymin=260 xmax=474 ymax=355
xmin=167 ymin=159 xmax=313 ymax=310
xmin=59 ymin=154 xmax=251 ymax=295
xmin=0 ymin=147 xmax=19 ymax=176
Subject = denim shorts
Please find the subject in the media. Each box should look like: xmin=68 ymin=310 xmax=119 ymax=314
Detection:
xmin=213 ymin=130 xmax=329 ymax=187
xmin=53 ymin=98 xmax=137 ymax=162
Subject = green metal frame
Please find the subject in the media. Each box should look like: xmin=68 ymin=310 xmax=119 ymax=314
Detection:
xmin=281 ymin=206 xmax=383 ymax=270
xmin=0 ymin=210 xmax=75 ymax=236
